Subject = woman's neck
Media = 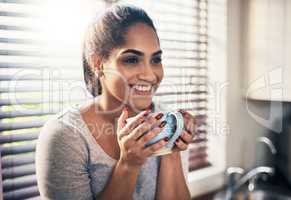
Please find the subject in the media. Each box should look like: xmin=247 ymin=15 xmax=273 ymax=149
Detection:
xmin=96 ymin=94 xmax=153 ymax=124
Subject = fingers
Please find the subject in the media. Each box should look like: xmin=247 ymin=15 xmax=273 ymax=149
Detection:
xmin=118 ymin=109 xmax=150 ymax=140
xmin=179 ymin=109 xmax=207 ymax=124
xmin=128 ymin=113 xmax=165 ymax=141
xmin=136 ymin=121 xmax=167 ymax=147
xmin=125 ymin=113 xmax=166 ymax=158
xmin=178 ymin=110 xmax=207 ymax=137
xmin=124 ymin=109 xmax=151 ymax=132
xmin=117 ymin=107 xmax=128 ymax=131
xmin=178 ymin=130 xmax=193 ymax=144
xmin=170 ymin=130 xmax=191 ymax=153
xmin=182 ymin=114 xmax=196 ymax=137
xmin=142 ymin=135 xmax=168 ymax=157
xmin=173 ymin=137 xmax=188 ymax=151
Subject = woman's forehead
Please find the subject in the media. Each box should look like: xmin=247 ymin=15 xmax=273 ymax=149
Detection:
xmin=121 ymin=23 xmax=160 ymax=53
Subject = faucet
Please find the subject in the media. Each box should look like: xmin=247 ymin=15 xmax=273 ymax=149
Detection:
xmin=234 ymin=166 xmax=274 ymax=191
xmin=225 ymin=167 xmax=244 ymax=200
xmin=255 ymin=136 xmax=277 ymax=167
xmin=247 ymin=137 xmax=277 ymax=192
xmin=225 ymin=136 xmax=277 ymax=200
xmin=256 ymin=137 xmax=277 ymax=155
xmin=225 ymin=166 xmax=274 ymax=200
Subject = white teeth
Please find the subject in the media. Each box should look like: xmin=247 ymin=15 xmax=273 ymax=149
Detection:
xmin=132 ymin=85 xmax=152 ymax=92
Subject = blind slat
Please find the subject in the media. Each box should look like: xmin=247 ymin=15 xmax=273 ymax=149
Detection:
xmin=0 ymin=82 xmax=205 ymax=93
xmin=189 ymin=160 xmax=211 ymax=172
xmin=3 ymin=185 xmax=39 ymax=200
xmin=0 ymin=0 xmax=39 ymax=4
xmin=3 ymin=174 xmax=37 ymax=191
xmin=191 ymin=138 xmax=208 ymax=144
xmin=0 ymin=121 xmax=44 ymax=131
xmin=2 ymin=163 xmax=35 ymax=179
xmin=0 ymin=62 xmax=47 ymax=68
xmin=160 ymin=99 xmax=207 ymax=105
xmin=0 ymin=63 xmax=208 ymax=69
xmin=0 ymin=98 xmax=87 ymax=106
xmin=2 ymin=153 xmax=35 ymax=168
xmin=156 ymin=91 xmax=207 ymax=96
xmin=0 ymin=132 xmax=38 ymax=143
xmin=0 ymin=74 xmax=83 ymax=81
xmin=162 ymin=38 xmax=207 ymax=44
xmin=1 ymin=143 xmax=36 ymax=156
xmin=0 ymin=11 xmax=32 ymax=17
xmin=0 ymin=23 xmax=209 ymax=35
xmin=0 ymin=110 xmax=59 ymax=118
xmin=0 ymin=24 xmax=35 ymax=31
xmin=0 ymin=37 xmax=39 ymax=44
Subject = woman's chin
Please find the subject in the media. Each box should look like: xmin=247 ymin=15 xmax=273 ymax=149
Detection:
xmin=127 ymin=89 xmax=155 ymax=110
xmin=129 ymin=97 xmax=153 ymax=111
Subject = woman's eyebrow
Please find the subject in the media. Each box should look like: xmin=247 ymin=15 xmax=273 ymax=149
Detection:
xmin=120 ymin=49 xmax=162 ymax=56
xmin=152 ymin=50 xmax=162 ymax=56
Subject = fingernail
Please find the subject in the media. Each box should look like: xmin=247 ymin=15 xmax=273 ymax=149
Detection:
xmin=155 ymin=113 xmax=164 ymax=120
xmin=179 ymin=109 xmax=189 ymax=115
xmin=178 ymin=109 xmax=186 ymax=114
xmin=164 ymin=137 xmax=169 ymax=141
xmin=186 ymin=131 xmax=192 ymax=136
xmin=123 ymin=106 xmax=128 ymax=112
xmin=159 ymin=120 xmax=167 ymax=128
xmin=185 ymin=111 xmax=192 ymax=117
xmin=143 ymin=109 xmax=150 ymax=117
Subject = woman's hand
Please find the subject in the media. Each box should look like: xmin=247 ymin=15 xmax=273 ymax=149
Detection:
xmin=171 ymin=110 xmax=207 ymax=152
xmin=116 ymin=107 xmax=168 ymax=169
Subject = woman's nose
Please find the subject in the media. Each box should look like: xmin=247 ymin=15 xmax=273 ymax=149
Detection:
xmin=138 ymin=64 xmax=156 ymax=82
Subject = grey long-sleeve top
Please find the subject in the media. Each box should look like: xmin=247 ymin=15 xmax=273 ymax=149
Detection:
xmin=35 ymin=100 xmax=189 ymax=200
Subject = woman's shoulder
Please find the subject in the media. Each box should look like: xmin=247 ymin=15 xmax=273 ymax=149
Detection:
xmin=38 ymin=105 xmax=89 ymax=151
xmin=44 ymin=103 xmax=87 ymax=130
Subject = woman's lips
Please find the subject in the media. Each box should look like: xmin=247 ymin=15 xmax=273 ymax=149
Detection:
xmin=133 ymin=88 xmax=152 ymax=96
xmin=130 ymin=85 xmax=155 ymax=96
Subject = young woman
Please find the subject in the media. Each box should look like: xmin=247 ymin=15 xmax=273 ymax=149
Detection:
xmin=36 ymin=4 xmax=200 ymax=200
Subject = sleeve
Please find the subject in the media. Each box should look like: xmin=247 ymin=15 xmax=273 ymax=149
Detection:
xmin=35 ymin=118 xmax=94 ymax=200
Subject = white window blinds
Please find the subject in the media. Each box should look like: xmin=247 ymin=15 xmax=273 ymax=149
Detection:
xmin=0 ymin=1 xmax=105 ymax=199
xmin=0 ymin=0 xmax=209 ymax=199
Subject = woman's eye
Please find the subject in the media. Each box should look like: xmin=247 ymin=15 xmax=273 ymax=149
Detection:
xmin=123 ymin=57 xmax=139 ymax=65
xmin=152 ymin=57 xmax=162 ymax=64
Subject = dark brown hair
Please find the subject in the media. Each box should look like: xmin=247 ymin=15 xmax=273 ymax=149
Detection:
xmin=82 ymin=4 xmax=158 ymax=97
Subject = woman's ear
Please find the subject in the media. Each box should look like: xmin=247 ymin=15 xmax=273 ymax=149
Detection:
xmin=89 ymin=53 xmax=103 ymax=73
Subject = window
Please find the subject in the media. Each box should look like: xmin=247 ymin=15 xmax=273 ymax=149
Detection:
xmin=0 ymin=0 xmax=209 ymax=199
xmin=0 ymin=1 xmax=105 ymax=199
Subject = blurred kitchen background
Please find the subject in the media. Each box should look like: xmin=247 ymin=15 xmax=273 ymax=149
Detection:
xmin=1 ymin=0 xmax=291 ymax=199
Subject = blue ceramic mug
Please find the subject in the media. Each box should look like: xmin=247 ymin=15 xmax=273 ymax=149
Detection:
xmin=126 ymin=111 xmax=184 ymax=156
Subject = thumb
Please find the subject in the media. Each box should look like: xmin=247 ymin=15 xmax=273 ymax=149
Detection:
xmin=118 ymin=106 xmax=128 ymax=130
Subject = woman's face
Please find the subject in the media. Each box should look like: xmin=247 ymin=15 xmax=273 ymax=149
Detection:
xmin=101 ymin=22 xmax=163 ymax=111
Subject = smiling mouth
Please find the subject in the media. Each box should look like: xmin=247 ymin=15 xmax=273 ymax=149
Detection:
xmin=129 ymin=84 xmax=155 ymax=96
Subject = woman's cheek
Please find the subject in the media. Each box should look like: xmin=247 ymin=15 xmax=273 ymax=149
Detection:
xmin=155 ymin=66 xmax=164 ymax=83
xmin=104 ymin=71 xmax=128 ymax=99
xmin=114 ymin=78 xmax=130 ymax=99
